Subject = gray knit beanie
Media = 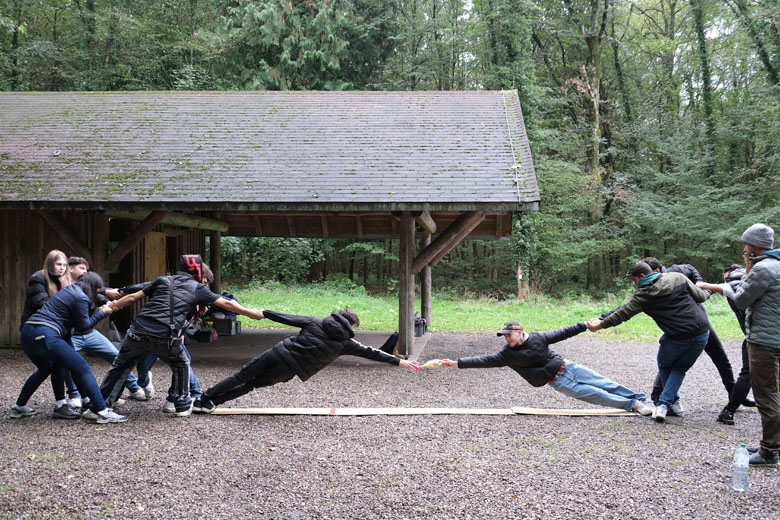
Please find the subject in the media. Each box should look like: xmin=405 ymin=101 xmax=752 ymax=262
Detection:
xmin=741 ymin=223 xmax=775 ymax=250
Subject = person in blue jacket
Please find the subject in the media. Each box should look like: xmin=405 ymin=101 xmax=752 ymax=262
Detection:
xmin=11 ymin=272 xmax=126 ymax=424
xmin=440 ymin=321 xmax=653 ymax=415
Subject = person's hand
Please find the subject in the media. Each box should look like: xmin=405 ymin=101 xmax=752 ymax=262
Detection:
xmin=399 ymin=360 xmax=420 ymax=372
xmin=100 ymin=303 xmax=114 ymax=316
xmin=104 ymin=289 xmax=121 ymax=300
xmin=441 ymin=359 xmax=458 ymax=368
xmin=247 ymin=309 xmax=265 ymax=320
xmin=586 ymin=318 xmax=603 ymax=332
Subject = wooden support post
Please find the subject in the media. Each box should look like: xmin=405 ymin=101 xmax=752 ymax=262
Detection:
xmin=92 ymin=212 xmax=110 ymax=277
xmin=411 ymin=211 xmax=485 ymax=274
xmin=210 ymin=230 xmax=222 ymax=294
xmin=105 ymin=211 xmax=168 ymax=271
xmin=397 ymin=212 xmax=415 ymax=358
xmin=415 ymin=211 xmax=437 ymax=234
xmin=421 ymin=232 xmax=432 ymax=328
xmin=39 ymin=212 xmax=92 ymax=263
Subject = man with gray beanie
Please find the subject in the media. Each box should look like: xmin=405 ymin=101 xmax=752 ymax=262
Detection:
xmin=699 ymin=223 xmax=780 ymax=466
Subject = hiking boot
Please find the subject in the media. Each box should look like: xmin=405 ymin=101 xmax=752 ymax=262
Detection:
xmin=652 ymin=404 xmax=668 ymax=423
xmin=741 ymin=397 xmax=756 ymax=408
xmin=126 ymin=389 xmax=147 ymax=401
xmin=632 ymin=400 xmax=654 ymax=416
xmin=53 ymin=404 xmax=81 ymax=420
xmin=747 ymin=446 xmax=760 ymax=454
xmin=9 ymin=404 xmax=37 ymax=419
xmin=192 ymin=398 xmax=216 ymax=414
xmin=162 ymin=400 xmax=176 ymax=413
xmin=748 ymin=452 xmax=779 ymax=467
xmin=96 ymin=409 xmax=128 ymax=424
xmin=717 ymin=408 xmax=735 ymax=425
xmin=668 ymin=401 xmax=684 ymax=416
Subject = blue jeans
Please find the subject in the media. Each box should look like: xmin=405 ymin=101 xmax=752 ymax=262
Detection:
xmin=135 ymin=346 xmax=202 ymax=400
xmin=99 ymin=328 xmax=191 ymax=412
xmin=18 ymin=324 xmax=108 ymax=412
xmin=65 ymin=330 xmax=141 ymax=399
xmin=552 ymin=361 xmax=646 ymax=411
xmin=656 ymin=331 xmax=709 ymax=407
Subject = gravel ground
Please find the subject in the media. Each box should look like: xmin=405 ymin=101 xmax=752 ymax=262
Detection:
xmin=0 ymin=331 xmax=778 ymax=519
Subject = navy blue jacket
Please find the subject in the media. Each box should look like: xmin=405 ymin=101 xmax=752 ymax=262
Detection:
xmin=25 ymin=282 xmax=105 ymax=337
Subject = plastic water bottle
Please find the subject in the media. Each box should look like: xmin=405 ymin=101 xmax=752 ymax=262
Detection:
xmin=732 ymin=443 xmax=749 ymax=492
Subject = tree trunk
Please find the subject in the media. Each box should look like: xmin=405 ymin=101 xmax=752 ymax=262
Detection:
xmin=10 ymin=0 xmax=21 ymax=90
xmin=691 ymin=0 xmax=716 ymax=174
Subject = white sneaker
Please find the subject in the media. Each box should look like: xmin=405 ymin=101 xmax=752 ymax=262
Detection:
xmin=632 ymin=400 xmax=654 ymax=416
xmin=652 ymin=404 xmax=668 ymax=423
xmin=143 ymin=372 xmax=154 ymax=400
xmin=162 ymin=400 xmax=176 ymax=413
xmin=669 ymin=401 xmax=684 ymax=416
xmin=96 ymin=409 xmax=128 ymax=424
xmin=68 ymin=397 xmax=82 ymax=410
xmin=113 ymin=398 xmax=126 ymax=407
xmin=126 ymin=389 xmax=147 ymax=401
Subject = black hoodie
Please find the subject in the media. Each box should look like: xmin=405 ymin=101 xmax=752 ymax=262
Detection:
xmin=264 ymin=310 xmax=400 ymax=381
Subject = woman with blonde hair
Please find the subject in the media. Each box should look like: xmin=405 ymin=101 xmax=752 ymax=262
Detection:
xmin=12 ymin=249 xmax=79 ymax=419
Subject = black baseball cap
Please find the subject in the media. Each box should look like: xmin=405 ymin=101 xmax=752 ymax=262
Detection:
xmin=497 ymin=321 xmax=523 ymax=336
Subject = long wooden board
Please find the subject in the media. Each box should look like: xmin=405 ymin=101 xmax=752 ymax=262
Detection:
xmin=210 ymin=407 xmax=636 ymax=416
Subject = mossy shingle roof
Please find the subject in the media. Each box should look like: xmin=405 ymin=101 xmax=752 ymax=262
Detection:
xmin=0 ymin=91 xmax=539 ymax=212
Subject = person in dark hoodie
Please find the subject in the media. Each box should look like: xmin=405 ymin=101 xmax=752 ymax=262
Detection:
xmin=192 ymin=308 xmax=420 ymax=413
xmin=98 ymin=254 xmax=264 ymax=417
xmin=439 ymin=321 xmax=653 ymax=415
xmin=587 ymin=261 xmax=713 ymax=423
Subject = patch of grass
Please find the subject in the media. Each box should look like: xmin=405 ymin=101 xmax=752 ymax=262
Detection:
xmin=228 ymin=283 xmax=744 ymax=343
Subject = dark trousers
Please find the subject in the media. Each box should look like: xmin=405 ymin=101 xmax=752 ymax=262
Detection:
xmin=203 ymin=349 xmax=295 ymax=406
xmin=18 ymin=324 xmax=107 ymax=412
xmin=651 ymin=324 xmax=734 ymax=403
xmin=725 ymin=339 xmax=751 ymax=413
xmin=748 ymin=341 xmax=780 ymax=457
xmin=100 ymin=328 xmax=191 ymax=412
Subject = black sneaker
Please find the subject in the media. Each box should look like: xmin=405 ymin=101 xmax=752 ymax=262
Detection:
xmin=192 ymin=398 xmax=216 ymax=414
xmin=741 ymin=397 xmax=756 ymax=408
xmin=53 ymin=404 xmax=81 ymax=420
xmin=716 ymin=408 xmax=735 ymax=425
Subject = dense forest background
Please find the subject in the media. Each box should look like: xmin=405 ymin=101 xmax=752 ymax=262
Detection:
xmin=3 ymin=0 xmax=779 ymax=296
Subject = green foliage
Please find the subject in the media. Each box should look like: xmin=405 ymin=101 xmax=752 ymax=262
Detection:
xmin=218 ymin=236 xmax=324 ymax=284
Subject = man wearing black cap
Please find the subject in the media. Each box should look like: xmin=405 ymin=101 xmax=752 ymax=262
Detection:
xmin=440 ymin=321 xmax=653 ymax=415
xmin=698 ymin=223 xmax=780 ymax=466
xmin=98 ymin=254 xmax=265 ymax=417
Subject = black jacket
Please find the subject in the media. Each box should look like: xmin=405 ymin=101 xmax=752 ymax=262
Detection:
xmin=265 ymin=310 xmax=401 ymax=382
xmin=663 ymin=264 xmax=703 ymax=283
xmin=457 ymin=322 xmax=586 ymax=387
xmin=20 ymin=270 xmax=62 ymax=330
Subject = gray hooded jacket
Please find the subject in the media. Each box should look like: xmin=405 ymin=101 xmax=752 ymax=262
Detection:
xmin=733 ymin=250 xmax=780 ymax=349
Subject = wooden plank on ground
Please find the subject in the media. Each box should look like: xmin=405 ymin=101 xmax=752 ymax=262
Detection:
xmin=511 ymin=407 xmax=635 ymax=416
xmin=211 ymin=407 xmax=515 ymax=416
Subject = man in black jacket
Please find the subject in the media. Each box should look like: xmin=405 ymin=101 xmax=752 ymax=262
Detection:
xmin=440 ymin=321 xmax=653 ymax=415
xmin=193 ymin=308 xmax=420 ymax=413
xmin=642 ymin=257 xmax=744 ymax=409
xmin=588 ymin=261 xmax=712 ymax=422
xmin=98 ymin=255 xmax=264 ymax=416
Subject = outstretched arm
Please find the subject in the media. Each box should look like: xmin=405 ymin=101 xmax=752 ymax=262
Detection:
xmin=212 ymin=297 xmax=264 ymax=321
xmin=108 ymin=290 xmax=147 ymax=311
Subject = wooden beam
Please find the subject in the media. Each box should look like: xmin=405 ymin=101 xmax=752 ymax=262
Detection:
xmin=411 ymin=211 xmax=485 ymax=274
xmin=105 ymin=211 xmax=168 ymax=271
xmin=420 ymin=232 xmax=432 ymax=327
xmin=210 ymin=230 xmax=222 ymax=294
xmin=415 ymin=211 xmax=437 ymax=234
xmin=92 ymin=212 xmax=110 ymax=276
xmin=356 ymin=215 xmax=363 ymax=238
xmin=287 ymin=216 xmax=296 ymax=236
xmin=398 ymin=212 xmax=415 ymax=358
xmin=495 ymin=213 xmax=504 ymax=239
xmin=38 ymin=212 xmax=92 ymax=262
xmin=106 ymin=211 xmax=229 ymax=232
xmin=254 ymin=217 xmax=263 ymax=236
xmin=321 ymin=215 xmax=329 ymax=238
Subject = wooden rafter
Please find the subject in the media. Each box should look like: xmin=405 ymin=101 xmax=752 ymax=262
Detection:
xmin=38 ymin=212 xmax=92 ymax=262
xmin=105 ymin=211 xmax=169 ymax=270
xmin=411 ymin=211 xmax=485 ymax=274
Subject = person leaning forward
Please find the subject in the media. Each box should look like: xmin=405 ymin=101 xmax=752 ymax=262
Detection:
xmin=99 ymin=254 xmax=264 ymax=416
xmin=440 ymin=321 xmax=653 ymax=415
xmin=587 ymin=261 xmax=712 ymax=423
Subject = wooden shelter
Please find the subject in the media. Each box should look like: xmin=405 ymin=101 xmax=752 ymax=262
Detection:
xmin=0 ymin=91 xmax=539 ymax=352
